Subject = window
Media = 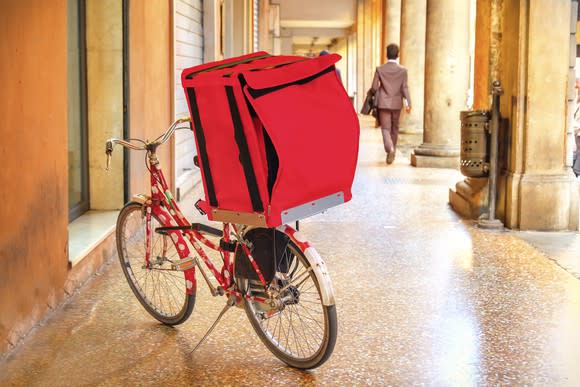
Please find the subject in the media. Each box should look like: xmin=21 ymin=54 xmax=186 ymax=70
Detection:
xmin=68 ymin=0 xmax=89 ymax=221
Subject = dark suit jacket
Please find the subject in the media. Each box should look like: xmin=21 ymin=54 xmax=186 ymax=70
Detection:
xmin=371 ymin=61 xmax=411 ymax=110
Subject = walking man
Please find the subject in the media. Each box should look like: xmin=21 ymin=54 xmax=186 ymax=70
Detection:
xmin=371 ymin=43 xmax=411 ymax=164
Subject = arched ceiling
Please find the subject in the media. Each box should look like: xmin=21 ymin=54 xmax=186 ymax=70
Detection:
xmin=271 ymin=0 xmax=356 ymax=55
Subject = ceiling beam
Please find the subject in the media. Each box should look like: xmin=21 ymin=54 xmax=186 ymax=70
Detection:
xmin=281 ymin=27 xmax=350 ymax=38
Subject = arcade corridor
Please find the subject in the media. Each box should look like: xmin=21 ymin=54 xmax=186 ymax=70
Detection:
xmin=1 ymin=124 xmax=580 ymax=385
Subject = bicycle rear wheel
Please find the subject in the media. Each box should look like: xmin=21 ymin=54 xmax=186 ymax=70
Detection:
xmin=241 ymin=233 xmax=337 ymax=369
xmin=116 ymin=202 xmax=195 ymax=325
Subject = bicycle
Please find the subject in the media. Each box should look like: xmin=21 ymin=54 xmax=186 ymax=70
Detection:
xmin=105 ymin=118 xmax=337 ymax=369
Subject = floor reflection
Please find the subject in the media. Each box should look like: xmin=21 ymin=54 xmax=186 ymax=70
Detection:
xmin=1 ymin=127 xmax=580 ymax=385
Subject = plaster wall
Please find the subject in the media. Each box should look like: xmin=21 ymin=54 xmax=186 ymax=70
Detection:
xmin=0 ymin=1 xmax=69 ymax=353
xmin=473 ymin=0 xmax=492 ymax=110
xmin=128 ymin=0 xmax=173 ymax=197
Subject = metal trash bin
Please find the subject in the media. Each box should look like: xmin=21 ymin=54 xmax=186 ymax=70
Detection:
xmin=460 ymin=110 xmax=490 ymax=177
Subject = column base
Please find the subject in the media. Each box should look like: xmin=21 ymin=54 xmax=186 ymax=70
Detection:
xmin=505 ymin=170 xmax=579 ymax=231
xmin=477 ymin=218 xmax=504 ymax=230
xmin=449 ymin=177 xmax=489 ymax=219
xmin=411 ymin=143 xmax=460 ymax=168
xmin=411 ymin=153 xmax=459 ymax=168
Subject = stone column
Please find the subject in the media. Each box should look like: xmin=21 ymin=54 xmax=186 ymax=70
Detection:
xmin=411 ymin=0 xmax=471 ymax=168
xmin=357 ymin=0 xmax=376 ymax=110
xmin=399 ymin=0 xmax=426 ymax=134
xmin=502 ymin=0 xmax=578 ymax=230
xmin=384 ymin=0 xmax=401 ymax=46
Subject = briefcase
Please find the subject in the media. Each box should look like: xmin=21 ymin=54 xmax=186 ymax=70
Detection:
xmin=360 ymin=89 xmax=376 ymax=115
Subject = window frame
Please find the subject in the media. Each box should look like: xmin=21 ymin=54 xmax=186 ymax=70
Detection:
xmin=68 ymin=0 xmax=89 ymax=222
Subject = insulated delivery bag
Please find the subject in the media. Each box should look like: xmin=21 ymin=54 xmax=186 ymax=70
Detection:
xmin=181 ymin=51 xmax=359 ymax=228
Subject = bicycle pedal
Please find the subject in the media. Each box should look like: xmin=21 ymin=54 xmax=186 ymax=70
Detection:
xmin=171 ymin=256 xmax=196 ymax=271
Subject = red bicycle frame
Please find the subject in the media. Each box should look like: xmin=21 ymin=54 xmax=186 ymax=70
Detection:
xmin=143 ymin=151 xmax=268 ymax=302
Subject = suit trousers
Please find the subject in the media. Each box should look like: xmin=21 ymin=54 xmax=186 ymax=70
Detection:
xmin=378 ymin=108 xmax=401 ymax=154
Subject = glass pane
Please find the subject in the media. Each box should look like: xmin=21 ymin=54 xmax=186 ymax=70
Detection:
xmin=68 ymin=0 xmax=88 ymax=220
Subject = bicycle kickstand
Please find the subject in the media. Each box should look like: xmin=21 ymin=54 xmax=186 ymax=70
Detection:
xmin=190 ymin=295 xmax=236 ymax=354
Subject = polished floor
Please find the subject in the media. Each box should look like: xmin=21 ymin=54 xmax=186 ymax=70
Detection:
xmin=2 ymin=125 xmax=580 ymax=386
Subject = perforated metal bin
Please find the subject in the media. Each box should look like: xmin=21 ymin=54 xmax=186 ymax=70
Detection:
xmin=460 ymin=110 xmax=491 ymax=177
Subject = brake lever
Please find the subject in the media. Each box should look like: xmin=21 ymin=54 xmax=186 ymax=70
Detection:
xmin=105 ymin=140 xmax=113 ymax=171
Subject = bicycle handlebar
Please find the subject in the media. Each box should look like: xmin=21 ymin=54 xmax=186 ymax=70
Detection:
xmin=105 ymin=117 xmax=191 ymax=170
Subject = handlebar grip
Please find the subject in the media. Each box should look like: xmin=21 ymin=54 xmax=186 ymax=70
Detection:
xmin=176 ymin=117 xmax=191 ymax=124
xmin=105 ymin=140 xmax=113 ymax=155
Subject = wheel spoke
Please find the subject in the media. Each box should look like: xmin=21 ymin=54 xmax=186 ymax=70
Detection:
xmin=245 ymin=239 xmax=334 ymax=366
xmin=117 ymin=204 xmax=193 ymax=325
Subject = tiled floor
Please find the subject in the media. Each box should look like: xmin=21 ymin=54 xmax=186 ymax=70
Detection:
xmin=2 ymin=125 xmax=580 ymax=385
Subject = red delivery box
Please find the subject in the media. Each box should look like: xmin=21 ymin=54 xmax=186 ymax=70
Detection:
xmin=181 ymin=51 xmax=359 ymax=227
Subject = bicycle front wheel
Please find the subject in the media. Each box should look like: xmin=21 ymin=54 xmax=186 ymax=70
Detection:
xmin=116 ymin=202 xmax=195 ymax=325
xmin=242 ymin=234 xmax=337 ymax=369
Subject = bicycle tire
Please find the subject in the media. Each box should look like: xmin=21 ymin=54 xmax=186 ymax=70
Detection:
xmin=241 ymin=232 xmax=337 ymax=369
xmin=116 ymin=202 xmax=195 ymax=325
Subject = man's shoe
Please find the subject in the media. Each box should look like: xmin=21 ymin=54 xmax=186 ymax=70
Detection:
xmin=387 ymin=151 xmax=395 ymax=164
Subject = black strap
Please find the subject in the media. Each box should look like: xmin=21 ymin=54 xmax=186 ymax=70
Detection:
xmin=155 ymin=223 xmax=223 ymax=237
xmin=246 ymin=66 xmax=335 ymax=99
xmin=185 ymin=54 xmax=271 ymax=79
xmin=186 ymin=87 xmax=218 ymax=207
xmin=225 ymin=86 xmax=264 ymax=212
xmin=219 ymin=239 xmax=237 ymax=252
